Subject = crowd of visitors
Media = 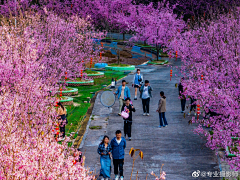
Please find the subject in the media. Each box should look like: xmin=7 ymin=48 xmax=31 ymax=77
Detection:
xmin=53 ymin=67 xmax=196 ymax=180
xmin=54 ymin=67 xmax=196 ymax=180
xmin=97 ymin=68 xmax=171 ymax=180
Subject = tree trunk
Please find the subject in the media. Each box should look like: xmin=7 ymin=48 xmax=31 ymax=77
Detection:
xmin=118 ymin=50 xmax=120 ymax=65
xmin=156 ymin=44 xmax=159 ymax=61
xmin=123 ymin=33 xmax=125 ymax=40
xmin=144 ymin=40 xmax=146 ymax=45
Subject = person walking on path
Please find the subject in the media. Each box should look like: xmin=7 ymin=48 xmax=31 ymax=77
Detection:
xmin=132 ymin=68 xmax=143 ymax=100
xmin=156 ymin=91 xmax=168 ymax=128
xmin=178 ymin=77 xmax=186 ymax=113
xmin=110 ymin=130 xmax=126 ymax=180
xmin=140 ymin=80 xmax=153 ymax=116
xmin=114 ymin=80 xmax=131 ymax=116
xmin=121 ymin=98 xmax=136 ymax=141
xmin=97 ymin=136 xmax=112 ymax=180
xmin=57 ymin=102 xmax=68 ymax=140
xmin=188 ymin=97 xmax=197 ymax=116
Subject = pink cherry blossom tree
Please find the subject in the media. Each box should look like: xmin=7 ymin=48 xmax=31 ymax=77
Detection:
xmin=0 ymin=10 xmax=99 ymax=179
xmin=169 ymin=10 xmax=240 ymax=170
xmin=115 ymin=1 xmax=185 ymax=60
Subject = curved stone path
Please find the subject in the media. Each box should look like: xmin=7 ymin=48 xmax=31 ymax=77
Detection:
xmin=81 ymin=60 xmax=220 ymax=180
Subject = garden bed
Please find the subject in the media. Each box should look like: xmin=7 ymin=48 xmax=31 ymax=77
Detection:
xmin=148 ymin=60 xmax=168 ymax=65
xmin=75 ymin=71 xmax=105 ymax=79
xmin=57 ymin=88 xmax=78 ymax=96
xmin=60 ymin=79 xmax=94 ymax=86
xmin=60 ymin=96 xmax=73 ymax=106
xmin=105 ymin=64 xmax=135 ymax=71
xmin=86 ymin=71 xmax=104 ymax=79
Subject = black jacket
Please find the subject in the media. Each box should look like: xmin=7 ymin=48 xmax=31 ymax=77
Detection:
xmin=121 ymin=103 xmax=135 ymax=122
xmin=178 ymin=83 xmax=183 ymax=96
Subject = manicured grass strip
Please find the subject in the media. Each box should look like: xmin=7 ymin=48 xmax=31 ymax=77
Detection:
xmin=65 ymin=70 xmax=126 ymax=135
xmin=148 ymin=60 xmax=168 ymax=65
xmin=84 ymin=70 xmax=99 ymax=74
xmin=89 ymin=126 xmax=102 ymax=129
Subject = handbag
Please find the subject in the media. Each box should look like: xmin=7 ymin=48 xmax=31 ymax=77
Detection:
xmin=121 ymin=111 xmax=129 ymax=119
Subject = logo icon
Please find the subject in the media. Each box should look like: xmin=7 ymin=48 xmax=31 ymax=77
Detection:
xmin=201 ymin=171 xmax=206 ymax=177
xmin=192 ymin=170 xmax=200 ymax=178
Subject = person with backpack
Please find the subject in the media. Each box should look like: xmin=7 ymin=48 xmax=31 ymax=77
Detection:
xmin=110 ymin=130 xmax=127 ymax=180
xmin=156 ymin=91 xmax=168 ymax=128
xmin=57 ymin=102 xmax=68 ymax=140
xmin=139 ymin=80 xmax=153 ymax=116
xmin=132 ymin=68 xmax=143 ymax=100
xmin=97 ymin=135 xmax=112 ymax=180
xmin=121 ymin=98 xmax=135 ymax=141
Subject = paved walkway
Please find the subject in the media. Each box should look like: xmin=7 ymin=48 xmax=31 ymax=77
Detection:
xmin=81 ymin=61 xmax=220 ymax=180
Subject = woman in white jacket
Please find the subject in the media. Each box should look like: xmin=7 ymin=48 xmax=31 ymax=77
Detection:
xmin=132 ymin=68 xmax=143 ymax=100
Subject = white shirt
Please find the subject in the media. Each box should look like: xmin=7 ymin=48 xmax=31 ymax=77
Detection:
xmin=142 ymin=86 xmax=149 ymax=99
xmin=120 ymin=86 xmax=125 ymax=99
xmin=116 ymin=138 xmax=122 ymax=145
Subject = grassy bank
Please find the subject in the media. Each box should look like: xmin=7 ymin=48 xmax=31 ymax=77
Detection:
xmin=65 ymin=70 xmax=126 ymax=135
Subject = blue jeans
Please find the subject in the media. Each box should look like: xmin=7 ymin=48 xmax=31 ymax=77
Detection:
xmin=159 ymin=112 xmax=168 ymax=126
xmin=100 ymin=155 xmax=111 ymax=178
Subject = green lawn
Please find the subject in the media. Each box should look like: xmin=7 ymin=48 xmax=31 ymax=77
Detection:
xmin=65 ymin=70 xmax=126 ymax=135
xmin=84 ymin=70 xmax=100 ymax=74
xmin=151 ymin=60 xmax=166 ymax=63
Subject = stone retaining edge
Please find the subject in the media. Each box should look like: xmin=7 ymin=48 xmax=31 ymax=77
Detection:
xmin=57 ymin=88 xmax=78 ymax=93
xmin=59 ymin=96 xmax=73 ymax=102
xmin=64 ymin=80 xmax=94 ymax=84
xmin=87 ymin=74 xmax=104 ymax=79
xmin=87 ymin=72 xmax=104 ymax=76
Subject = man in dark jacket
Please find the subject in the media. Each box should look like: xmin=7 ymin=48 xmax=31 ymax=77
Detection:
xmin=111 ymin=130 xmax=127 ymax=180
xmin=178 ymin=77 xmax=186 ymax=113
xmin=121 ymin=98 xmax=135 ymax=141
